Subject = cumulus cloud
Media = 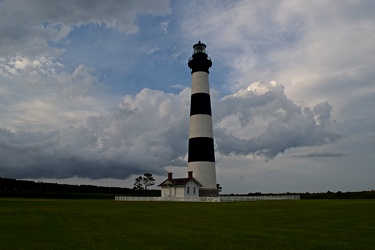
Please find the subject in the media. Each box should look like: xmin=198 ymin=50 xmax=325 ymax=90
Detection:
xmin=0 ymin=55 xmax=107 ymax=130
xmin=0 ymin=81 xmax=342 ymax=180
xmin=0 ymin=88 xmax=191 ymax=179
xmin=214 ymin=81 xmax=342 ymax=159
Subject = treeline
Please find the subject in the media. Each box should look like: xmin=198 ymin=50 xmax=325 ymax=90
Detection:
xmin=2 ymin=177 xmax=374 ymax=199
xmin=224 ymin=190 xmax=375 ymax=199
xmin=300 ymin=190 xmax=375 ymax=199
xmin=0 ymin=177 xmax=160 ymax=199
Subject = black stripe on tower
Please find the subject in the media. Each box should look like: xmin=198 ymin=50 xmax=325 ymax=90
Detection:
xmin=188 ymin=53 xmax=212 ymax=74
xmin=188 ymin=137 xmax=215 ymax=162
xmin=190 ymin=93 xmax=212 ymax=116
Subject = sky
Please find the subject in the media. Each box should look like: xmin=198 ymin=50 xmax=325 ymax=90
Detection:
xmin=0 ymin=0 xmax=374 ymax=193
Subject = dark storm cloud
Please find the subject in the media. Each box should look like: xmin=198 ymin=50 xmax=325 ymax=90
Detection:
xmin=0 ymin=126 xmax=165 ymax=180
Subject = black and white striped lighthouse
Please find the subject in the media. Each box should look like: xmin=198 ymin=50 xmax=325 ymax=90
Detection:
xmin=187 ymin=41 xmax=219 ymax=197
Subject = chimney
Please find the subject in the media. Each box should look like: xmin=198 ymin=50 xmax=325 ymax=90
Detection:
xmin=188 ymin=171 xmax=193 ymax=179
xmin=168 ymin=172 xmax=173 ymax=180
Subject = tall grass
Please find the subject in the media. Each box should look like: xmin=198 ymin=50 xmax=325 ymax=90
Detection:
xmin=0 ymin=199 xmax=374 ymax=249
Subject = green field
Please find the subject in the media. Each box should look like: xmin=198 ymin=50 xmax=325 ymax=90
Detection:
xmin=0 ymin=199 xmax=374 ymax=249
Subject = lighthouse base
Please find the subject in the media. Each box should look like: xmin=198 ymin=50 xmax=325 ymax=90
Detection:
xmin=199 ymin=188 xmax=220 ymax=197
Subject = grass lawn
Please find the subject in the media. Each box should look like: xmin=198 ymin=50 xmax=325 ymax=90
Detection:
xmin=0 ymin=199 xmax=374 ymax=249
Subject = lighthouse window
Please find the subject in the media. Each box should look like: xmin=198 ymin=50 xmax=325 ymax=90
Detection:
xmin=194 ymin=47 xmax=206 ymax=54
xmin=187 ymin=186 xmax=190 ymax=194
xmin=193 ymin=187 xmax=196 ymax=194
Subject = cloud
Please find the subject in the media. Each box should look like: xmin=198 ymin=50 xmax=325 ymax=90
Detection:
xmin=0 ymin=82 xmax=342 ymax=180
xmin=292 ymin=152 xmax=347 ymax=158
xmin=0 ymin=0 xmax=171 ymax=57
xmin=160 ymin=20 xmax=170 ymax=34
xmin=0 ymin=88 xmax=191 ymax=179
xmin=176 ymin=0 xmax=374 ymax=164
xmin=214 ymin=81 xmax=342 ymax=159
xmin=178 ymin=1 xmax=375 ymax=109
xmin=0 ymin=55 xmax=107 ymax=130
xmin=0 ymin=0 xmax=373 ymax=192
xmin=0 ymin=55 xmax=63 ymax=78
xmin=0 ymin=0 xmax=172 ymax=131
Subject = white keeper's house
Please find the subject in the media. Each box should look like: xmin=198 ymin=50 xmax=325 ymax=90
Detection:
xmin=158 ymin=171 xmax=202 ymax=199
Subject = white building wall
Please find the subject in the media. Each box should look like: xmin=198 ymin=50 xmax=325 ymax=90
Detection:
xmin=161 ymin=181 xmax=200 ymax=198
xmin=161 ymin=186 xmax=175 ymax=197
xmin=175 ymin=186 xmax=185 ymax=197
xmin=161 ymin=179 xmax=201 ymax=198
xmin=184 ymin=180 xmax=200 ymax=197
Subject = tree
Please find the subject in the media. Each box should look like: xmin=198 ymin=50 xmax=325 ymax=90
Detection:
xmin=142 ymin=173 xmax=155 ymax=190
xmin=133 ymin=173 xmax=155 ymax=190
xmin=133 ymin=176 xmax=144 ymax=190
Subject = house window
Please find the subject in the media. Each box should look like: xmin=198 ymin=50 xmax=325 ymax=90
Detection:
xmin=187 ymin=186 xmax=190 ymax=194
xmin=193 ymin=187 xmax=196 ymax=194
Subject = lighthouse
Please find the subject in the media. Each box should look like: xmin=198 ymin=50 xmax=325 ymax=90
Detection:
xmin=187 ymin=41 xmax=219 ymax=197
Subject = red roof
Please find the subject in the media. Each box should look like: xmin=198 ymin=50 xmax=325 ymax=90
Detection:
xmin=158 ymin=177 xmax=202 ymax=187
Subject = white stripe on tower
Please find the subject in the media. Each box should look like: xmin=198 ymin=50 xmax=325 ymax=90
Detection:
xmin=187 ymin=41 xmax=218 ymax=196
